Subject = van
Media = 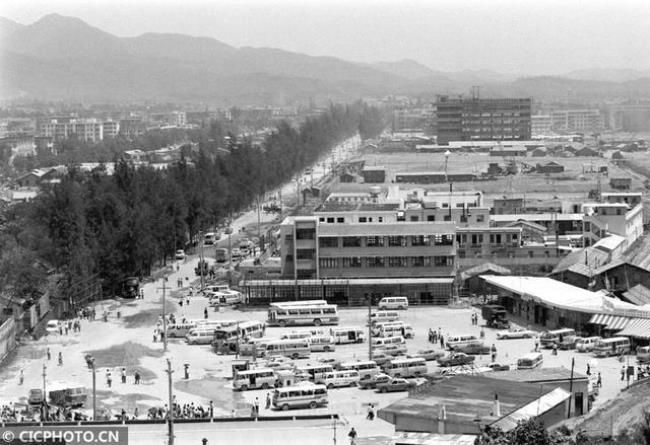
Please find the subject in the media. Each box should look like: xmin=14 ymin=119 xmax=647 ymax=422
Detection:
xmin=185 ymin=329 xmax=215 ymax=345
xmin=338 ymin=361 xmax=381 ymax=380
xmin=281 ymin=331 xmax=313 ymax=341
xmin=376 ymin=321 xmax=414 ymax=339
xmin=637 ymin=346 xmax=650 ymax=363
xmin=330 ymin=327 xmax=364 ymax=344
xmin=540 ymin=328 xmax=577 ymax=348
xmin=322 ymin=370 xmax=360 ymax=388
xmin=375 ymin=343 xmax=407 ymax=357
xmin=370 ymin=311 xmax=400 ymax=325
xmin=378 ymin=296 xmax=409 ymax=311
xmin=371 ymin=336 xmax=406 ymax=348
xmin=167 ymin=322 xmax=197 ymax=338
xmin=445 ymin=334 xmax=481 ymax=350
xmin=517 ymin=352 xmax=543 ymax=369
xmin=215 ymin=248 xmax=229 ymax=263
xmin=575 ymin=336 xmax=602 ymax=353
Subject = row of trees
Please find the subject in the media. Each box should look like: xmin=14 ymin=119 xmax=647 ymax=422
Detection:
xmin=1 ymin=102 xmax=386 ymax=302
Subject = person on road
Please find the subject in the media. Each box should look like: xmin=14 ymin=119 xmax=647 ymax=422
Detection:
xmin=348 ymin=427 xmax=357 ymax=445
xmin=204 ymin=308 xmax=208 ymax=319
xmin=106 ymin=371 xmax=112 ymax=388
xmin=552 ymin=343 xmax=558 ymax=356
xmin=597 ymin=372 xmax=602 ymax=387
xmin=121 ymin=367 xmax=127 ymax=383
xmin=254 ymin=397 xmax=260 ymax=416
xmin=47 ymin=348 xmax=51 ymax=360
xmin=19 ymin=369 xmax=24 ymax=385
xmin=366 ymin=404 xmax=375 ymax=420
xmin=58 ymin=352 xmax=63 ymax=366
xmin=134 ymin=370 xmax=141 ymax=385
xmin=265 ymin=393 xmax=271 ymax=409
xmin=490 ymin=344 xmax=497 ymax=362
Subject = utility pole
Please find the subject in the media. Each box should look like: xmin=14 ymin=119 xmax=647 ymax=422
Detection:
xmin=567 ymin=357 xmax=575 ymax=418
xmin=158 ymin=277 xmax=171 ymax=352
xmin=90 ymin=359 xmax=97 ymax=420
xmin=367 ymin=296 xmax=373 ymax=361
xmin=199 ymin=231 xmax=205 ymax=293
xmin=333 ymin=415 xmax=337 ymax=445
xmin=42 ymin=364 xmax=47 ymax=419
xmin=165 ymin=359 xmax=175 ymax=445
xmin=226 ymin=226 xmax=234 ymax=286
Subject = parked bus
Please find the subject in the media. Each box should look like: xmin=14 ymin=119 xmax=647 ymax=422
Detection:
xmin=309 ymin=335 xmax=336 ymax=352
xmin=376 ymin=321 xmax=414 ymax=339
xmin=272 ymin=382 xmax=328 ymax=411
xmin=296 ymin=364 xmax=334 ymax=384
xmin=280 ymin=331 xmax=313 ymax=341
xmin=212 ymin=321 xmax=265 ymax=353
xmin=638 ymin=346 xmax=650 ymax=363
xmin=338 ymin=361 xmax=381 ymax=380
xmin=262 ymin=339 xmax=311 ymax=359
xmin=594 ymin=337 xmax=631 ymax=357
xmin=540 ymin=328 xmax=577 ymax=348
xmin=517 ymin=352 xmax=544 ymax=369
xmin=167 ymin=322 xmax=198 ymax=338
xmin=371 ymin=336 xmax=406 ymax=349
xmin=383 ymin=357 xmax=427 ymax=378
xmin=369 ymin=311 xmax=400 ymax=325
xmin=330 ymin=327 xmax=364 ymax=344
xmin=445 ymin=334 xmax=481 ymax=350
xmin=267 ymin=301 xmax=339 ymax=327
xmin=215 ymin=248 xmax=229 ymax=263
xmin=322 ymin=370 xmax=360 ymax=388
xmin=233 ymin=368 xmax=276 ymax=391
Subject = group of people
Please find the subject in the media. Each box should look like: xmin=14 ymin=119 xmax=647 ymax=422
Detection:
xmin=105 ymin=367 xmax=141 ymax=387
xmin=54 ymin=319 xmax=83 ymax=336
xmin=147 ymin=401 xmax=215 ymax=420
xmin=0 ymin=404 xmax=87 ymax=423
xmin=427 ymin=327 xmax=445 ymax=348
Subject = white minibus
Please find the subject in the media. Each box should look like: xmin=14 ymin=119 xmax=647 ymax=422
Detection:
xmin=330 ymin=327 xmax=364 ymax=344
xmin=378 ymin=296 xmax=409 ymax=311
xmin=575 ymin=336 xmax=602 ymax=353
xmin=445 ymin=334 xmax=481 ymax=350
xmin=371 ymin=336 xmax=406 ymax=349
xmin=322 ymin=370 xmax=360 ymax=388
xmin=233 ymin=368 xmax=276 ymax=391
xmin=593 ymin=337 xmax=631 ymax=357
xmin=185 ymin=329 xmax=215 ymax=345
xmin=383 ymin=357 xmax=427 ymax=378
xmin=338 ymin=361 xmax=381 ymax=380
xmin=376 ymin=322 xmax=414 ymax=339
xmin=167 ymin=322 xmax=197 ymax=338
xmin=517 ymin=352 xmax=544 ymax=369
xmin=296 ymin=364 xmax=334 ymax=384
xmin=262 ymin=339 xmax=311 ymax=360
xmin=309 ymin=335 xmax=335 ymax=352
xmin=540 ymin=328 xmax=577 ymax=348
xmin=272 ymin=382 xmax=328 ymax=411
xmin=370 ymin=311 xmax=400 ymax=325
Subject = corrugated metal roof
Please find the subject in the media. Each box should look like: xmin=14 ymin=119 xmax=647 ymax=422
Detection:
xmin=491 ymin=387 xmax=571 ymax=431
xmin=460 ymin=263 xmax=512 ymax=281
xmin=623 ymin=284 xmax=650 ymax=306
xmin=617 ymin=318 xmax=650 ymax=339
xmin=393 ymin=433 xmax=477 ymax=445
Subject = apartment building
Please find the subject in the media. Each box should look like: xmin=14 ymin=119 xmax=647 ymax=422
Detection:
xmin=531 ymin=114 xmax=553 ymax=136
xmin=39 ymin=118 xmax=104 ymax=142
xmin=551 ymin=109 xmax=604 ymax=133
xmin=582 ymin=201 xmax=643 ymax=247
xmin=434 ymin=95 xmax=532 ymax=144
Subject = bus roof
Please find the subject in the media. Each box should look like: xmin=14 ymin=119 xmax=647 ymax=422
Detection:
xmin=236 ymin=367 xmax=274 ymax=375
xmin=387 ymin=357 xmax=425 ymax=364
xmin=340 ymin=360 xmax=377 ymax=367
xmin=518 ymin=352 xmax=543 ymax=360
xmin=274 ymin=382 xmax=326 ymax=392
xmin=597 ymin=336 xmax=629 ymax=343
xmin=271 ymin=300 xmax=329 ymax=307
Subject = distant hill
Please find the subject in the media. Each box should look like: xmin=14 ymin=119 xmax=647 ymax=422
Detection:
xmin=1 ymin=13 xmax=650 ymax=105
xmin=563 ymin=68 xmax=650 ymax=82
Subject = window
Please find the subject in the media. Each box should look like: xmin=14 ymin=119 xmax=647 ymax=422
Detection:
xmin=296 ymin=228 xmax=315 ymax=240
xmin=319 ymin=217 xmax=325 ymax=222
xmin=337 ymin=217 xmax=344 ymax=223
xmin=359 ymin=217 xmax=367 ymax=223
xmin=378 ymin=217 xmax=383 ymax=223
xmin=319 ymin=258 xmax=339 ymax=268
xmin=342 ymin=257 xmax=362 ymax=268
xmin=285 ymin=254 xmax=293 ymax=262
xmin=427 ymin=215 xmax=435 ymax=222
xmin=444 ymin=215 xmax=451 ymax=221
xmin=434 ymin=256 xmax=450 ymax=266
xmin=296 ymin=249 xmax=314 ymax=260
xmin=388 ymin=236 xmax=406 ymax=247
xmin=327 ymin=217 xmax=334 ymax=223
xmin=366 ymin=236 xmax=384 ymax=247
xmin=285 ymin=235 xmax=293 ymax=242
xmin=388 ymin=257 xmax=408 ymax=267
xmin=367 ymin=257 xmax=385 ymax=268
xmin=434 ymin=234 xmax=454 ymax=245
xmin=410 ymin=216 xmax=419 ymax=222
xmin=342 ymin=237 xmax=362 ymax=247
xmin=528 ymin=251 xmax=534 ymax=258
xmin=411 ymin=235 xmax=429 ymax=246
xmin=460 ymin=215 xmax=468 ymax=223
xmin=319 ymin=237 xmax=338 ymax=248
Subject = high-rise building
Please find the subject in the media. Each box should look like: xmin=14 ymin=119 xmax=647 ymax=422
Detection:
xmin=434 ymin=96 xmax=532 ymax=144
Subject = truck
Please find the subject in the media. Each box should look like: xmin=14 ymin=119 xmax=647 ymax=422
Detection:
xmin=121 ymin=277 xmax=140 ymax=299
xmin=195 ymin=260 xmax=210 ymax=276
xmin=481 ymin=304 xmax=510 ymax=329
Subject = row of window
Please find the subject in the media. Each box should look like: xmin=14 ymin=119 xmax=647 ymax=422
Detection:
xmin=319 ymin=235 xmax=454 ymax=248
xmin=458 ymin=250 xmax=555 ymax=259
xmin=456 ymin=233 xmax=519 ymax=245
xmin=319 ymin=256 xmax=454 ymax=269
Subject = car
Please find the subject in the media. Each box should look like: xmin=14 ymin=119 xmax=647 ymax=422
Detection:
xmin=486 ymin=362 xmax=512 ymax=371
xmin=358 ymin=373 xmax=391 ymax=390
xmin=375 ymin=344 xmax=406 ymax=357
xmin=28 ymin=389 xmax=44 ymax=405
xmin=496 ymin=328 xmax=536 ymax=340
xmin=376 ymin=377 xmax=416 ymax=393
xmin=175 ymin=249 xmax=186 ymax=260
xmin=416 ymin=350 xmax=446 ymax=361
xmin=46 ymin=320 xmax=60 ymax=334
xmin=451 ymin=343 xmax=491 ymax=355
xmin=436 ymin=352 xmax=475 ymax=367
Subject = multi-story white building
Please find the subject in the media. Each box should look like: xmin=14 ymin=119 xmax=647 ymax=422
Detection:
xmin=39 ymin=118 xmax=104 ymax=142
xmin=102 ymin=120 xmax=120 ymax=138
xmin=551 ymin=110 xmax=604 ymax=133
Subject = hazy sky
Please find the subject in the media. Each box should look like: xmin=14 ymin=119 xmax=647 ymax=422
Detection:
xmin=1 ymin=0 xmax=649 ymax=75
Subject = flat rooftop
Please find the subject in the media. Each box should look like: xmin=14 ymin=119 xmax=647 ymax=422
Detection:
xmin=486 ymin=367 xmax=588 ymax=383
xmin=315 ymin=202 xmax=400 ymax=212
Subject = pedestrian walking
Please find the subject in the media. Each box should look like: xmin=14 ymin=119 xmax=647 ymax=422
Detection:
xmin=19 ymin=369 xmax=24 ymax=385
xmin=621 ymin=365 xmax=626 ymax=381
xmin=47 ymin=348 xmax=51 ymax=360
xmin=366 ymin=404 xmax=375 ymax=420
xmin=254 ymin=397 xmax=260 ymax=416
xmin=586 ymin=363 xmax=591 ymax=376
xmin=107 ymin=371 xmax=112 ymax=388
xmin=440 ymin=335 xmax=445 ymax=349
xmin=534 ymin=339 xmax=539 ymax=352
xmin=121 ymin=368 xmax=127 ymax=383
xmin=153 ymin=329 xmax=158 ymax=343
xmin=552 ymin=343 xmax=558 ymax=356
xmin=597 ymin=372 xmax=602 ymax=388
xmin=209 ymin=400 xmax=214 ymax=418
xmin=490 ymin=344 xmax=497 ymax=362
xmin=58 ymin=352 xmax=63 ymax=366
xmin=134 ymin=370 xmax=141 ymax=385
xmin=348 ymin=427 xmax=357 ymax=445
xmin=265 ymin=393 xmax=271 ymax=409
xmin=204 ymin=308 xmax=208 ymax=319
xmin=134 ymin=407 xmax=139 ymax=419
xmin=428 ymin=328 xmax=433 ymax=343
xmin=480 ymin=328 xmax=485 ymax=339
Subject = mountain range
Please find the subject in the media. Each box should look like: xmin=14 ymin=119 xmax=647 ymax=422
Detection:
xmin=1 ymin=14 xmax=649 ymax=105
